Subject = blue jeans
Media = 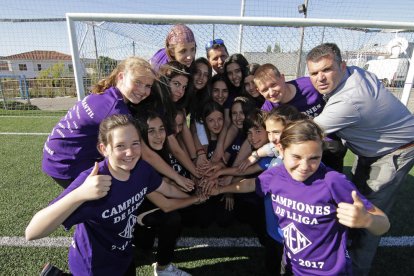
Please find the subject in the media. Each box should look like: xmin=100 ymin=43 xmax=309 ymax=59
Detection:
xmin=349 ymin=145 xmax=414 ymax=275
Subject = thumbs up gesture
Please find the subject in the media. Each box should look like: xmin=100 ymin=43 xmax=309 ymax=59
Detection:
xmin=78 ymin=162 xmax=112 ymax=201
xmin=337 ymin=191 xmax=370 ymax=229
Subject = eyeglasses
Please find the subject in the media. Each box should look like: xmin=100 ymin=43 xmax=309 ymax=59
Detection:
xmin=205 ymin=38 xmax=225 ymax=51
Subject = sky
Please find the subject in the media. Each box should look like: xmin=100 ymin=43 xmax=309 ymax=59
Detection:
xmin=1 ymin=0 xmax=413 ymax=21
xmin=1 ymin=0 xmax=414 ymax=58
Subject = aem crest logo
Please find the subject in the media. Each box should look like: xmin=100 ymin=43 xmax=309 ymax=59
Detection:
xmin=282 ymin=222 xmax=312 ymax=254
xmin=119 ymin=214 xmax=137 ymax=239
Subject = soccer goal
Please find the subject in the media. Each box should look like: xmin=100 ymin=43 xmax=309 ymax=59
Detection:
xmin=66 ymin=13 xmax=414 ymax=108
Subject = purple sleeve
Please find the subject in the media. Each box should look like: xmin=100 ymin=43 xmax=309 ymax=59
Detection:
xmin=139 ymin=161 xmax=163 ymax=193
xmin=42 ymin=87 xmax=130 ymax=180
xmin=149 ymin=48 xmax=169 ymax=72
xmin=86 ymin=87 xmax=130 ymax=119
xmin=255 ymin=166 xmax=279 ymax=197
xmin=261 ymin=100 xmax=279 ymax=112
xmin=326 ymin=171 xmax=373 ymax=210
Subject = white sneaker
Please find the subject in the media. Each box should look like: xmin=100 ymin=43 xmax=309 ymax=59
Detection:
xmin=152 ymin=262 xmax=192 ymax=276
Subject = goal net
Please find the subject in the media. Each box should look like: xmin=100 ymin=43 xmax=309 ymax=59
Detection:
xmin=1 ymin=14 xmax=414 ymax=116
xmin=67 ymin=14 xmax=414 ymax=110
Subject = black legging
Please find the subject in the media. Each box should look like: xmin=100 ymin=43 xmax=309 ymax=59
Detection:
xmin=134 ymin=200 xmax=182 ymax=266
xmin=52 ymin=177 xmax=73 ymax=189
xmin=234 ymin=193 xmax=284 ymax=275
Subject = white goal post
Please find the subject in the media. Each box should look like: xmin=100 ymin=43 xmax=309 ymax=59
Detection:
xmin=66 ymin=13 xmax=414 ymax=106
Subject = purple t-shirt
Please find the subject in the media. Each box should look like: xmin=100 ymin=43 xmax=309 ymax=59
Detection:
xmin=223 ymin=86 xmax=240 ymax=109
xmin=149 ymin=48 xmax=170 ymax=72
xmin=167 ymin=152 xmax=191 ymax=179
xmin=225 ymin=130 xmax=246 ymax=166
xmin=51 ymin=159 xmax=162 ymax=276
xmin=261 ymin=77 xmax=324 ymax=118
xmin=207 ymin=139 xmax=218 ymax=160
xmin=42 ymin=87 xmax=130 ymax=180
xmin=256 ymin=163 xmax=372 ymax=275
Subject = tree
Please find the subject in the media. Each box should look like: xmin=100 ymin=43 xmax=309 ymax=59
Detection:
xmin=97 ymin=56 xmax=118 ymax=76
xmin=266 ymin=43 xmax=282 ymax=53
xmin=266 ymin=45 xmax=272 ymax=53
xmin=37 ymin=62 xmax=67 ymax=87
xmin=273 ymin=42 xmax=282 ymax=53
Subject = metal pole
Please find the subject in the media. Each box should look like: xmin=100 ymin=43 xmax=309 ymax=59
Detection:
xmin=400 ymin=49 xmax=414 ymax=106
xmin=65 ymin=13 xmax=414 ymax=29
xmin=92 ymin=23 xmax=100 ymax=80
xmin=238 ymin=0 xmax=246 ymax=53
xmin=296 ymin=0 xmax=309 ymax=78
xmin=66 ymin=14 xmax=85 ymax=100
xmin=0 ymin=80 xmax=6 ymax=110
xmin=18 ymin=77 xmax=23 ymax=98
xmin=321 ymin=26 xmax=325 ymax=43
xmin=22 ymin=75 xmax=31 ymax=104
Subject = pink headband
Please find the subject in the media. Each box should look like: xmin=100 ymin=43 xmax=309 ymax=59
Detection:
xmin=166 ymin=24 xmax=195 ymax=45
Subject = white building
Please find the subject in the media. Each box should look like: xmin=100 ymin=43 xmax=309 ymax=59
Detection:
xmin=0 ymin=50 xmax=74 ymax=78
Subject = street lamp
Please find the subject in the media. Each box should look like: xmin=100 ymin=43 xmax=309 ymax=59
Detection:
xmin=298 ymin=3 xmax=307 ymax=15
xmin=296 ymin=0 xmax=309 ymax=78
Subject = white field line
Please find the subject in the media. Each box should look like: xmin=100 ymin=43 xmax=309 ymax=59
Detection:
xmin=0 ymin=116 xmax=61 ymax=118
xmin=1 ymin=236 xmax=414 ymax=248
xmin=0 ymin=132 xmax=48 ymax=135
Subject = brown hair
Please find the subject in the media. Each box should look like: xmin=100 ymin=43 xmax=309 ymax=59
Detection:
xmin=224 ymin=54 xmax=249 ymax=77
xmin=91 ymin=57 xmax=157 ymax=94
xmin=231 ymin=96 xmax=256 ymax=122
xmin=243 ymin=108 xmax=265 ymax=134
xmin=206 ymin=44 xmax=228 ymax=58
xmin=195 ymin=57 xmax=213 ymax=82
xmin=306 ymin=43 xmax=343 ymax=66
xmin=253 ymin=63 xmax=282 ymax=87
xmin=264 ymin=104 xmax=308 ymax=127
xmin=246 ymin=63 xmax=260 ymax=76
xmin=159 ymin=60 xmax=190 ymax=81
xmin=279 ymin=119 xmax=324 ymax=149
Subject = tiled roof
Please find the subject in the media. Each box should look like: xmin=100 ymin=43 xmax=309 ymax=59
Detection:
xmin=3 ymin=50 xmax=71 ymax=61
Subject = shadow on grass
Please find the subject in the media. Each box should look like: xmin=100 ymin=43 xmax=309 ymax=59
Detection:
xmin=134 ymin=220 xmax=268 ymax=275
xmin=370 ymin=172 xmax=414 ymax=275
xmin=387 ymin=173 xmax=414 ymax=235
xmin=371 ymin=247 xmax=414 ymax=276
xmin=135 ymin=246 xmax=271 ymax=276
